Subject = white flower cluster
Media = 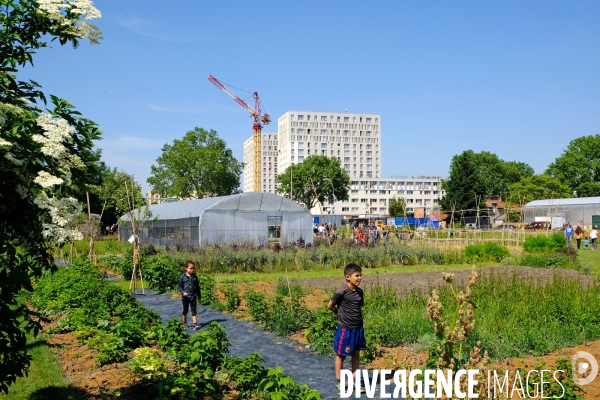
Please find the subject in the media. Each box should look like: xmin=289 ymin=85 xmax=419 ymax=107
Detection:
xmin=34 ymin=170 xmax=64 ymax=188
xmin=34 ymin=192 xmax=83 ymax=244
xmin=36 ymin=0 xmax=101 ymax=20
xmin=0 ymin=138 xmax=12 ymax=148
xmin=34 ymin=113 xmax=84 ymax=168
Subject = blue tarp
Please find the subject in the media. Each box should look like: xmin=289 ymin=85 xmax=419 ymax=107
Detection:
xmin=392 ymin=217 xmax=439 ymax=229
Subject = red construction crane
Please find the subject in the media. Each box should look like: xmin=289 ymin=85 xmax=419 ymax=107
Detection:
xmin=207 ymin=75 xmax=270 ymax=192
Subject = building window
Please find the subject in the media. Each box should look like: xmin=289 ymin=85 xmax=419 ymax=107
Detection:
xmin=342 ymin=207 xmax=349 ymax=212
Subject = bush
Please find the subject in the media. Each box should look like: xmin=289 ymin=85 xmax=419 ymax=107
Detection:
xmin=222 ymin=282 xmax=241 ymax=312
xmin=154 ymin=318 xmax=189 ymax=356
xmin=304 ymin=307 xmax=337 ymax=356
xmin=524 ymin=233 xmax=567 ymax=253
xmin=223 ymin=353 xmax=267 ymax=397
xmin=198 ymin=274 xmax=217 ymax=306
xmin=464 ymin=243 xmax=510 ymax=262
xmin=144 ymin=255 xmax=180 ymax=293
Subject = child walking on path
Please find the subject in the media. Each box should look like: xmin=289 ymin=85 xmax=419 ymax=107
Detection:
xmin=328 ymin=263 xmax=366 ymax=390
xmin=178 ymin=261 xmax=201 ymax=330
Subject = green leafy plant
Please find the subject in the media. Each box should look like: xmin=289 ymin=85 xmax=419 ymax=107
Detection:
xmin=464 ymin=243 xmax=509 ymax=262
xmin=222 ymin=282 xmax=241 ymax=312
xmin=129 ymin=347 xmax=169 ymax=381
xmin=304 ymin=307 xmax=337 ymax=356
xmin=154 ymin=318 xmax=189 ymax=356
xmin=223 ymin=353 xmax=267 ymax=397
xmin=257 ymin=367 xmax=321 ymax=399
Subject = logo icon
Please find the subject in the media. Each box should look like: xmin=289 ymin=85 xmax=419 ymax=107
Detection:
xmin=572 ymin=351 xmax=598 ymax=385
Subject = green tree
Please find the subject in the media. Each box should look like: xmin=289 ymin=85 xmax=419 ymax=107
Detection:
xmin=440 ymin=151 xmax=487 ymax=215
xmin=148 ymin=128 xmax=242 ymax=199
xmin=507 ymin=174 xmax=573 ymax=205
xmin=546 ymin=135 xmax=600 ymax=195
xmin=0 ymin=0 xmax=102 ymax=392
xmin=97 ymin=165 xmax=142 ymax=225
xmin=388 ymin=197 xmax=414 ymax=217
xmin=575 ymin=181 xmax=600 ymax=197
xmin=440 ymin=150 xmax=534 ymax=214
xmin=276 ymin=155 xmax=350 ymax=209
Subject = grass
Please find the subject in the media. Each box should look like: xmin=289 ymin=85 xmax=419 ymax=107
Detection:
xmin=107 ymin=263 xmax=501 ymax=289
xmin=1 ymin=333 xmax=79 ymax=400
xmin=576 ymin=248 xmax=600 ymax=276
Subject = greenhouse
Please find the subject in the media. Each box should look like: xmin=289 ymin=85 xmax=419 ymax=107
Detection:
xmin=119 ymin=192 xmax=313 ymax=247
xmin=523 ymin=197 xmax=600 ymax=226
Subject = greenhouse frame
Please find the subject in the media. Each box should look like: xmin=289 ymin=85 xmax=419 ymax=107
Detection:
xmin=119 ymin=192 xmax=314 ymax=247
xmin=523 ymin=197 xmax=600 ymax=226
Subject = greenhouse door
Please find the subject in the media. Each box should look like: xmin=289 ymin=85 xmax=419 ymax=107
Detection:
xmin=268 ymin=216 xmax=282 ymax=244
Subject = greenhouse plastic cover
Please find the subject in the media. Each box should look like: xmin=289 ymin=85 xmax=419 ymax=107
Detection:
xmin=525 ymin=196 xmax=600 ymax=207
xmin=121 ymin=192 xmax=307 ymax=220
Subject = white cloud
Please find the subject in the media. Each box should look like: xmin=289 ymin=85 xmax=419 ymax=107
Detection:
xmin=118 ymin=15 xmax=200 ymax=43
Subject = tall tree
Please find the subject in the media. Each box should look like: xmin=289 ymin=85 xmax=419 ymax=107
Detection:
xmin=507 ymin=174 xmax=573 ymax=204
xmin=276 ymin=155 xmax=350 ymax=209
xmin=0 ymin=0 xmax=102 ymax=392
xmin=97 ymin=165 xmax=142 ymax=225
xmin=440 ymin=150 xmax=534 ymax=214
xmin=546 ymin=135 xmax=600 ymax=196
xmin=440 ymin=151 xmax=485 ymax=215
xmin=148 ymin=128 xmax=243 ymax=199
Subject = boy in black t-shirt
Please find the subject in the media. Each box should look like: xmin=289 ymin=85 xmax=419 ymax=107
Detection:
xmin=178 ymin=261 xmax=201 ymax=330
xmin=327 ymin=263 xmax=366 ymax=386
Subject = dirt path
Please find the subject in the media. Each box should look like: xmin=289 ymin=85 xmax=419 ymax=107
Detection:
xmin=136 ymin=291 xmax=362 ymax=399
xmin=297 ymin=266 xmax=594 ymax=296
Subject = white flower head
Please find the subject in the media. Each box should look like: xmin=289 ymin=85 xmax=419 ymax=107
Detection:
xmin=34 ymin=171 xmax=64 ymax=188
xmin=0 ymin=138 xmax=12 ymax=148
xmin=36 ymin=0 xmax=101 ymax=20
xmin=34 ymin=113 xmax=83 ymax=167
xmin=34 ymin=192 xmax=82 ymax=245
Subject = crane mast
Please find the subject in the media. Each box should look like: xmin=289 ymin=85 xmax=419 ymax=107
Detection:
xmin=207 ymin=75 xmax=270 ymax=192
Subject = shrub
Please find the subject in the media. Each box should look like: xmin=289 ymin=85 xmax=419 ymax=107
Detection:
xmin=523 ymin=233 xmax=567 ymax=253
xmin=222 ymin=282 xmax=241 ymax=312
xmin=154 ymin=318 xmax=189 ymax=356
xmin=464 ymin=243 xmax=509 ymax=262
xmin=223 ymin=353 xmax=267 ymax=397
xmin=304 ymin=307 xmax=337 ymax=356
xmin=129 ymin=347 xmax=169 ymax=380
xmin=143 ymin=255 xmax=180 ymax=293
xmin=198 ymin=274 xmax=217 ymax=306
xmin=244 ymin=289 xmax=271 ymax=325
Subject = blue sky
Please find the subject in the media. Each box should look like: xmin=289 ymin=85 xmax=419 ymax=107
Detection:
xmin=19 ymin=1 xmax=600 ymax=192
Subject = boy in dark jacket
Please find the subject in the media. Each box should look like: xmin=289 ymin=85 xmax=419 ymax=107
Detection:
xmin=178 ymin=261 xmax=201 ymax=330
xmin=328 ymin=263 xmax=365 ymax=388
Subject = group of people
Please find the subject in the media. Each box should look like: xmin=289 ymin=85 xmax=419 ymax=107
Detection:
xmin=349 ymin=221 xmax=390 ymax=245
xmin=313 ymin=222 xmax=340 ymax=241
xmin=564 ymin=222 xmax=598 ymax=250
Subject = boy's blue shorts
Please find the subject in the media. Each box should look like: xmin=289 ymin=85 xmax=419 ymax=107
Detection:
xmin=333 ymin=326 xmax=366 ymax=356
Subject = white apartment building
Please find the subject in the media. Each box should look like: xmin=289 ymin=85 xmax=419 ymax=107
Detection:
xmin=243 ymin=132 xmax=278 ymax=193
xmin=243 ymin=110 xmax=444 ymax=217
xmin=311 ymin=176 xmax=445 ymax=217
xmin=277 ymin=111 xmax=381 ymax=179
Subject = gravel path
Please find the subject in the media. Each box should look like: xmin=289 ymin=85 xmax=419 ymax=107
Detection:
xmin=135 ymin=290 xmax=381 ymax=399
